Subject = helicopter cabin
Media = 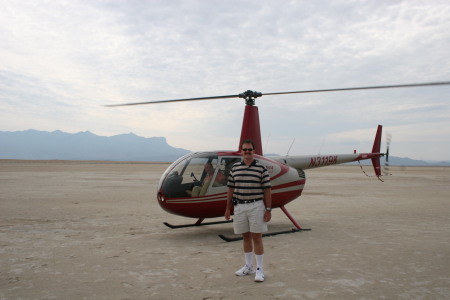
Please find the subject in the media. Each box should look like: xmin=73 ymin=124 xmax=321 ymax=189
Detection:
xmin=159 ymin=152 xmax=241 ymax=198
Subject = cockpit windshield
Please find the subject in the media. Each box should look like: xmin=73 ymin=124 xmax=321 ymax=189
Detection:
xmin=159 ymin=152 xmax=241 ymax=198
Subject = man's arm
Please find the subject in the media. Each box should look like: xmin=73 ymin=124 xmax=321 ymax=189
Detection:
xmin=263 ymin=188 xmax=272 ymax=222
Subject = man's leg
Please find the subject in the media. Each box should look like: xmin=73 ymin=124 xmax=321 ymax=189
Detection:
xmin=235 ymin=232 xmax=256 ymax=276
xmin=242 ymin=232 xmax=254 ymax=266
xmin=252 ymin=232 xmax=264 ymax=269
xmin=252 ymin=232 xmax=266 ymax=282
xmin=251 ymin=232 xmax=263 ymax=255
xmin=242 ymin=232 xmax=253 ymax=252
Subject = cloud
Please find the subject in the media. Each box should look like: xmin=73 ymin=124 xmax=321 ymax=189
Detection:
xmin=1 ymin=0 xmax=450 ymax=160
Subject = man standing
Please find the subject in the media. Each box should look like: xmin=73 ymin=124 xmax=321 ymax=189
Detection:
xmin=224 ymin=139 xmax=272 ymax=282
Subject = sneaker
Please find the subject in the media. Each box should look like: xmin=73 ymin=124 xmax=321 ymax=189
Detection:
xmin=254 ymin=268 xmax=265 ymax=282
xmin=235 ymin=264 xmax=255 ymax=276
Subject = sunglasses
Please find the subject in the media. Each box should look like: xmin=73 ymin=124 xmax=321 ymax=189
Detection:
xmin=242 ymin=148 xmax=254 ymax=152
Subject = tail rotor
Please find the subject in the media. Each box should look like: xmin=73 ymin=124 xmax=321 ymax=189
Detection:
xmin=382 ymin=132 xmax=392 ymax=176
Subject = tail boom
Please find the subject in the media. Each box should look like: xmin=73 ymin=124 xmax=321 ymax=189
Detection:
xmin=274 ymin=152 xmax=382 ymax=171
xmin=271 ymin=125 xmax=384 ymax=177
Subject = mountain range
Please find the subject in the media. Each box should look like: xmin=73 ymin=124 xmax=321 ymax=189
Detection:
xmin=0 ymin=130 xmax=190 ymax=162
xmin=1 ymin=130 xmax=449 ymax=166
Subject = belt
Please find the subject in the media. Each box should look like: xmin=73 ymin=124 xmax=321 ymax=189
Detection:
xmin=235 ymin=199 xmax=262 ymax=204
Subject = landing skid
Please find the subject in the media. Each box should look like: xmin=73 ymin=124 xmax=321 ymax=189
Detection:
xmin=163 ymin=219 xmax=232 ymax=229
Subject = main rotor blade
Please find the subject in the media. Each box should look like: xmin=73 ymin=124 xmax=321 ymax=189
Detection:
xmin=104 ymin=81 xmax=450 ymax=107
xmin=104 ymin=94 xmax=239 ymax=107
xmin=262 ymin=81 xmax=450 ymax=97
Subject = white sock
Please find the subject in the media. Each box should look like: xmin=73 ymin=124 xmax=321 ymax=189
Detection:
xmin=245 ymin=252 xmax=253 ymax=267
xmin=256 ymin=254 xmax=264 ymax=270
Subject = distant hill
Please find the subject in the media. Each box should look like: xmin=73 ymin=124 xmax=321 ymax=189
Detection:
xmin=0 ymin=130 xmax=191 ymax=162
xmin=377 ymin=156 xmax=450 ymax=167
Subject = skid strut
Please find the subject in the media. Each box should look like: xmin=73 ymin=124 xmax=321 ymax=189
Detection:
xmin=280 ymin=205 xmax=304 ymax=230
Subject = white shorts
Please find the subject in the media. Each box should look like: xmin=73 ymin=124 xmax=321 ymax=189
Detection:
xmin=233 ymin=200 xmax=268 ymax=234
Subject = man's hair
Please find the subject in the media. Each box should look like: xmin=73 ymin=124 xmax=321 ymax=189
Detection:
xmin=241 ymin=139 xmax=255 ymax=149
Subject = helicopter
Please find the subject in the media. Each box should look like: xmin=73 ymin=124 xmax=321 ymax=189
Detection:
xmin=107 ymin=81 xmax=450 ymax=241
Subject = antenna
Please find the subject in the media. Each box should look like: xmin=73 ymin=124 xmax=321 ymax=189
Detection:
xmin=286 ymin=138 xmax=295 ymax=156
xmin=318 ymin=137 xmax=326 ymax=155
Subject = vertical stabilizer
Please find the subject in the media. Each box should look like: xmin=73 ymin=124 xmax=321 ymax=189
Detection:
xmin=371 ymin=125 xmax=382 ymax=176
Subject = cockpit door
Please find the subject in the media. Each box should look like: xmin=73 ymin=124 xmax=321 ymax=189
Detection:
xmin=159 ymin=152 xmax=243 ymax=199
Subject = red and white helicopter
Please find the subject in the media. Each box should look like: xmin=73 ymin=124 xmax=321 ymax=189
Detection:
xmin=107 ymin=81 xmax=449 ymax=241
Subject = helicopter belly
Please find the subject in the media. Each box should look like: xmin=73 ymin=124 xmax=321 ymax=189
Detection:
xmin=159 ymin=193 xmax=228 ymax=218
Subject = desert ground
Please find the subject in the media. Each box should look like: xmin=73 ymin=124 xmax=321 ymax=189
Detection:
xmin=0 ymin=160 xmax=449 ymax=300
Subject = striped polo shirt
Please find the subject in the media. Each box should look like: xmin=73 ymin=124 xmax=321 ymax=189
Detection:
xmin=227 ymin=159 xmax=271 ymax=201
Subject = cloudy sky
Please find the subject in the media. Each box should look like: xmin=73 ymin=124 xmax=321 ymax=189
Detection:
xmin=1 ymin=0 xmax=449 ymax=161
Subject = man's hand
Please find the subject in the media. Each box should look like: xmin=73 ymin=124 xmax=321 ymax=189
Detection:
xmin=224 ymin=209 xmax=231 ymax=220
xmin=263 ymin=211 xmax=271 ymax=222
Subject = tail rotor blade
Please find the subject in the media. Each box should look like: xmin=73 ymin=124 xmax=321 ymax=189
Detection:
xmin=383 ymin=132 xmax=392 ymax=176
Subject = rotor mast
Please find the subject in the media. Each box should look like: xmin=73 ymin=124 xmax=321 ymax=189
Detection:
xmin=238 ymin=90 xmax=263 ymax=155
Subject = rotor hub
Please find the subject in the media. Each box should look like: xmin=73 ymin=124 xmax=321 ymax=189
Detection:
xmin=238 ymin=90 xmax=262 ymax=105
